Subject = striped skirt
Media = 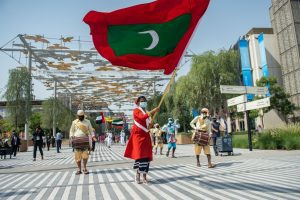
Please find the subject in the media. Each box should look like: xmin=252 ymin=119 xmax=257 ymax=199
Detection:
xmin=133 ymin=158 xmax=150 ymax=174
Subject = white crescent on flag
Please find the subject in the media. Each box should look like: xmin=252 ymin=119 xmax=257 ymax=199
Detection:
xmin=138 ymin=30 xmax=159 ymax=50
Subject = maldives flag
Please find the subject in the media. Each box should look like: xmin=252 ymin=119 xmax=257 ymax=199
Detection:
xmin=83 ymin=0 xmax=210 ymax=75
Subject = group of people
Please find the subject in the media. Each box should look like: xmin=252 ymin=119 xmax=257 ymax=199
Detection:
xmin=0 ymin=130 xmax=21 ymax=158
xmin=123 ymin=96 xmax=224 ymax=184
xmin=149 ymin=118 xmax=180 ymax=158
xmin=31 ymin=126 xmax=65 ymax=161
xmin=66 ymin=95 xmax=225 ymax=186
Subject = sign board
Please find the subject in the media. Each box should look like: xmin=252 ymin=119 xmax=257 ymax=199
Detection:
xmin=220 ymin=85 xmax=246 ymax=94
xmin=227 ymin=95 xmax=247 ymax=107
xmin=246 ymin=86 xmax=268 ymax=95
xmin=237 ymin=97 xmax=270 ymax=112
xmin=220 ymin=85 xmax=268 ymax=95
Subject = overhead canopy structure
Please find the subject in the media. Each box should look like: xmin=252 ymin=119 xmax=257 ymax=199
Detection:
xmin=0 ymin=34 xmax=175 ymax=113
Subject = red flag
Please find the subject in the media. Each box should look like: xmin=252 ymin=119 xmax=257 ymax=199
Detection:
xmin=83 ymin=0 xmax=210 ymax=75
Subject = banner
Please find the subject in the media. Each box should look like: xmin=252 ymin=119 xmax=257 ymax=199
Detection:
xmin=239 ymin=39 xmax=254 ymax=101
xmin=258 ymin=33 xmax=270 ymax=96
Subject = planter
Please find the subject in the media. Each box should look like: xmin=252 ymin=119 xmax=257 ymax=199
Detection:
xmin=176 ymin=133 xmax=193 ymax=144
xmin=19 ymin=140 xmax=28 ymax=152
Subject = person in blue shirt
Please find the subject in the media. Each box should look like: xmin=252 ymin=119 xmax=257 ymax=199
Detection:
xmin=162 ymin=118 xmax=180 ymax=158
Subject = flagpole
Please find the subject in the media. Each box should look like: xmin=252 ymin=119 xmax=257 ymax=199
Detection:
xmin=151 ymin=68 xmax=177 ymax=122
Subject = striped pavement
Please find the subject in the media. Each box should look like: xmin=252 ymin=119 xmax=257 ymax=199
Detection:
xmin=0 ymin=143 xmax=197 ymax=169
xmin=0 ymin=158 xmax=299 ymax=200
xmin=0 ymin=144 xmax=127 ymax=168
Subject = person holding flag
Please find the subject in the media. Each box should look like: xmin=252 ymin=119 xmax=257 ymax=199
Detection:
xmin=124 ymin=96 xmax=159 ymax=184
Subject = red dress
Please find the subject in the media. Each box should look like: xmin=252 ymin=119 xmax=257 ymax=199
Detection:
xmin=124 ymin=108 xmax=153 ymax=161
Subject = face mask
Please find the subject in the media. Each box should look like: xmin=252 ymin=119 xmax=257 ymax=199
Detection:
xmin=78 ymin=116 xmax=84 ymax=121
xmin=140 ymin=102 xmax=147 ymax=108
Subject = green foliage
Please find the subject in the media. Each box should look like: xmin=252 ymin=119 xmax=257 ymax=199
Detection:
xmin=147 ymin=49 xmax=240 ymax=131
xmin=0 ymin=118 xmax=13 ymax=133
xmin=41 ymin=98 xmax=74 ymax=133
xmin=256 ymin=77 xmax=296 ymax=122
xmin=232 ymin=125 xmax=300 ymax=150
xmin=232 ymin=134 xmax=249 ymax=148
xmin=3 ymin=67 xmax=31 ymax=130
xmin=188 ymin=50 xmax=240 ymax=113
xmin=29 ymin=112 xmax=42 ymax=131
xmin=254 ymin=124 xmax=300 ymax=150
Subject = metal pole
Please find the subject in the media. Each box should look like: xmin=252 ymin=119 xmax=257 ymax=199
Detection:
xmin=24 ymin=51 xmax=32 ymax=142
xmin=53 ymin=80 xmax=57 ymax=137
xmin=153 ymin=80 xmax=156 ymax=96
xmin=246 ymin=110 xmax=252 ymax=151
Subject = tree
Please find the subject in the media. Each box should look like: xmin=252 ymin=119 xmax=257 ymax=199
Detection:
xmin=41 ymin=98 xmax=74 ymax=134
xmin=29 ymin=112 xmax=42 ymax=131
xmin=187 ymin=50 xmax=240 ymax=114
xmin=3 ymin=67 xmax=31 ymax=131
xmin=147 ymin=49 xmax=240 ymax=132
xmin=0 ymin=118 xmax=13 ymax=133
xmin=256 ymin=77 xmax=296 ymax=124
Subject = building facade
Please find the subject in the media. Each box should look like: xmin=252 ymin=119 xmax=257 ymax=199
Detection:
xmin=229 ymin=28 xmax=285 ymax=131
xmin=270 ymin=0 xmax=300 ymax=116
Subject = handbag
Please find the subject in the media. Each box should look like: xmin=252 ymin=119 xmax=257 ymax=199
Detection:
xmin=192 ymin=130 xmax=209 ymax=146
xmin=72 ymin=136 xmax=90 ymax=149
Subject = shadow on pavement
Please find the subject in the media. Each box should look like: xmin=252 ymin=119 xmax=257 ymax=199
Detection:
xmin=196 ymin=180 xmax=300 ymax=193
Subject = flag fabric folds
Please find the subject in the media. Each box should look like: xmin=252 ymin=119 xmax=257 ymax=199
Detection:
xmin=83 ymin=0 xmax=210 ymax=75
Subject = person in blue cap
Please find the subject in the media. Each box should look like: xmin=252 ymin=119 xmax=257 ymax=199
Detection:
xmin=162 ymin=118 xmax=180 ymax=158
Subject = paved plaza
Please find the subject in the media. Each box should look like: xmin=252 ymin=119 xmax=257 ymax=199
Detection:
xmin=0 ymin=143 xmax=300 ymax=200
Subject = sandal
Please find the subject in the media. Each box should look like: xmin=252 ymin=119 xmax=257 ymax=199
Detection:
xmin=142 ymin=175 xmax=149 ymax=184
xmin=75 ymin=170 xmax=82 ymax=175
xmin=83 ymin=169 xmax=89 ymax=174
xmin=208 ymin=164 xmax=216 ymax=168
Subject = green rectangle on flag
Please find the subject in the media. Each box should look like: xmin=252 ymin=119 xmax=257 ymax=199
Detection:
xmin=108 ymin=14 xmax=191 ymax=57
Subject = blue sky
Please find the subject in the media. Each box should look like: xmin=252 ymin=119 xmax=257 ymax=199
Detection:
xmin=0 ymin=0 xmax=272 ymax=100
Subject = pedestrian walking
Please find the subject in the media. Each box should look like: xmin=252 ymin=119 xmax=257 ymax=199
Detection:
xmin=11 ymin=130 xmax=20 ymax=157
xmin=190 ymin=108 xmax=216 ymax=168
xmin=91 ymin=128 xmax=96 ymax=152
xmin=70 ymin=110 xmax=94 ymax=175
xmin=32 ymin=126 xmax=44 ymax=161
xmin=46 ymin=135 xmax=51 ymax=151
xmin=211 ymin=117 xmax=220 ymax=156
xmin=56 ymin=130 xmax=63 ymax=153
xmin=120 ymin=129 xmax=126 ymax=145
xmin=124 ymin=96 xmax=159 ymax=184
xmin=106 ymin=131 xmax=113 ymax=148
xmin=152 ymin=124 xmax=164 ymax=155
xmin=162 ymin=118 xmax=180 ymax=158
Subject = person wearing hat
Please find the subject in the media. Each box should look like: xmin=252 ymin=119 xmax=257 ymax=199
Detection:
xmin=124 ymin=96 xmax=159 ymax=184
xmin=70 ymin=110 xmax=94 ymax=175
xmin=152 ymin=123 xmax=164 ymax=155
xmin=190 ymin=108 xmax=216 ymax=168
xmin=162 ymin=118 xmax=180 ymax=158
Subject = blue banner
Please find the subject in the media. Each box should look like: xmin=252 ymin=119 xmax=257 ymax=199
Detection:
xmin=192 ymin=108 xmax=198 ymax=118
xmin=258 ymin=33 xmax=269 ymax=77
xmin=258 ymin=33 xmax=270 ymax=96
xmin=239 ymin=39 xmax=254 ymax=100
